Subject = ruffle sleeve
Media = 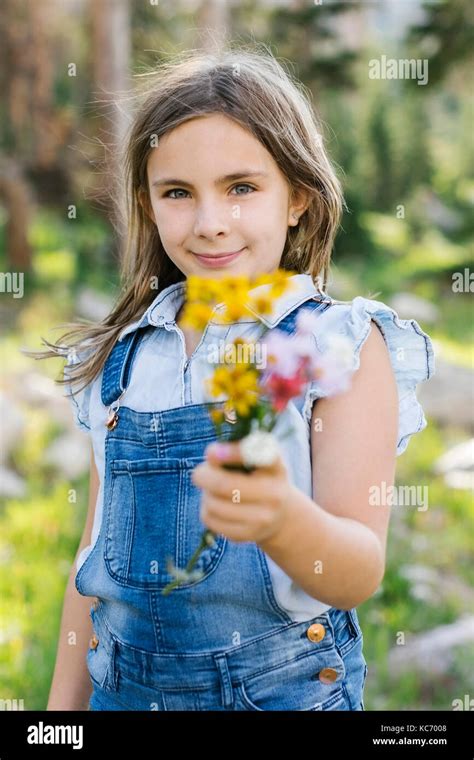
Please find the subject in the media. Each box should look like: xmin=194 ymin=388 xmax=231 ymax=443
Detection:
xmin=301 ymin=295 xmax=436 ymax=456
xmin=63 ymin=346 xmax=95 ymax=433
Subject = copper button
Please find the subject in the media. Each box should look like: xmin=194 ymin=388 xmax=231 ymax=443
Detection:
xmin=89 ymin=634 xmax=99 ymax=650
xmin=318 ymin=667 xmax=338 ymax=684
xmin=306 ymin=623 xmax=326 ymax=643
xmin=92 ymin=598 xmax=99 ymax=610
xmin=106 ymin=413 xmax=118 ymax=430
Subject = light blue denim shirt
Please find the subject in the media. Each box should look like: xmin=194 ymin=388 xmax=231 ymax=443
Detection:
xmin=64 ymin=274 xmax=435 ymax=622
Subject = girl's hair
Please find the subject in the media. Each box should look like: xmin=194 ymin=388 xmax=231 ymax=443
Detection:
xmin=25 ymin=42 xmax=345 ymax=396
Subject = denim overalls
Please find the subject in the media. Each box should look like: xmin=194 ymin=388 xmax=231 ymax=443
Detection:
xmin=76 ymin=294 xmax=368 ymax=711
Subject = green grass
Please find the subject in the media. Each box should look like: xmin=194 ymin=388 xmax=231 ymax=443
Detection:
xmin=359 ymin=424 xmax=474 ymax=710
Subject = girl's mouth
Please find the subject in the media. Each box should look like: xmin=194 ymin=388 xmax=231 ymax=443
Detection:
xmin=193 ymin=247 xmax=246 ymax=268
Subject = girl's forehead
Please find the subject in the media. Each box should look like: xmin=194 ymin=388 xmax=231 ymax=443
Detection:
xmin=147 ymin=117 xmax=275 ymax=175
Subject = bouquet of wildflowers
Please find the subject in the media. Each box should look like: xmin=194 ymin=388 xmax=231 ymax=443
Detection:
xmin=162 ymin=269 xmax=353 ymax=595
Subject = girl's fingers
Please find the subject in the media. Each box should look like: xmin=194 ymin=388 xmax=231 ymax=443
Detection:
xmin=193 ymin=462 xmax=282 ymax=503
xmin=203 ymin=495 xmax=270 ymax=525
xmin=205 ymin=440 xmax=287 ymax=475
xmin=205 ymin=441 xmax=243 ymax=466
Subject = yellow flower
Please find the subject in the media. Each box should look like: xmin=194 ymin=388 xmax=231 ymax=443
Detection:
xmin=180 ymin=302 xmax=214 ymax=330
xmin=186 ymin=275 xmax=221 ymax=303
xmin=225 ymin=337 xmax=255 ymax=366
xmin=220 ymin=275 xmax=251 ymax=299
xmin=267 ymin=268 xmax=298 ymax=296
xmin=232 ymin=393 xmax=259 ymax=417
xmin=221 ymin=301 xmax=249 ymax=322
xmin=205 ymin=364 xmax=260 ymax=417
xmin=252 ymin=273 xmax=273 ymax=287
xmin=252 ymin=269 xmax=296 ymax=296
xmin=206 ymin=366 xmax=235 ymax=396
xmin=216 ymin=276 xmax=252 ymax=323
xmin=181 ymin=268 xmax=297 ymax=328
xmin=209 ymin=408 xmax=226 ymax=425
xmin=248 ymin=293 xmax=274 ymax=315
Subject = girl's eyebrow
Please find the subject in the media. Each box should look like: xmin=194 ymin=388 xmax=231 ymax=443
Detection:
xmin=151 ymin=171 xmax=269 ymax=189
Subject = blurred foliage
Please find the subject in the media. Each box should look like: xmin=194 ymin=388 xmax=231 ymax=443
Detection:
xmin=408 ymin=0 xmax=474 ymax=84
xmin=359 ymin=423 xmax=474 ymax=710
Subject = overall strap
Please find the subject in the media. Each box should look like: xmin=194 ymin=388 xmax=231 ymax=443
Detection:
xmin=275 ymin=294 xmax=331 ymax=337
xmin=101 ymin=326 xmax=150 ymax=407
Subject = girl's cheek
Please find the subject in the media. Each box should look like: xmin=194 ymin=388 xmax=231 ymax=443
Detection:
xmin=153 ymin=203 xmax=184 ymax=227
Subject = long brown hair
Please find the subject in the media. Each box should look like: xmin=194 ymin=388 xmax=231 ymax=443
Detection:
xmin=24 ymin=42 xmax=345 ymax=396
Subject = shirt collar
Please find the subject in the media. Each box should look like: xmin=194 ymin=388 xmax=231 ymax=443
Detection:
xmin=118 ymin=273 xmax=323 ymax=341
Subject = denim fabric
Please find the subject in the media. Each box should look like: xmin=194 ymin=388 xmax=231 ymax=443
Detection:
xmin=64 ymin=275 xmax=434 ymax=710
xmin=86 ymin=599 xmax=368 ymax=711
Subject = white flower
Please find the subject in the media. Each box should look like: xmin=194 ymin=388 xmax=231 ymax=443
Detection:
xmin=240 ymin=430 xmax=281 ymax=467
xmin=295 ymin=309 xmax=321 ymax=336
xmin=322 ymin=334 xmax=354 ymax=371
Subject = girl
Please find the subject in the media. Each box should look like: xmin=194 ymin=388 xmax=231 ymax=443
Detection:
xmin=36 ymin=46 xmax=434 ymax=711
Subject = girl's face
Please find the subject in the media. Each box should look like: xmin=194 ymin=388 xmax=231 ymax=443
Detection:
xmin=143 ymin=113 xmax=308 ymax=279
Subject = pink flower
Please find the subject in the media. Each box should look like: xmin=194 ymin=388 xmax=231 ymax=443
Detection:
xmin=261 ymin=367 xmax=307 ymax=411
xmin=261 ymin=332 xmax=299 ymax=377
xmin=260 ymin=326 xmax=355 ymax=410
xmin=310 ymin=335 xmax=354 ymax=395
xmin=261 ymin=330 xmax=316 ymax=378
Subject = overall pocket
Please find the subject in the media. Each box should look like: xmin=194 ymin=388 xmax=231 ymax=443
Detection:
xmin=237 ymin=647 xmax=348 ymax=711
xmin=103 ymin=456 xmax=226 ymax=589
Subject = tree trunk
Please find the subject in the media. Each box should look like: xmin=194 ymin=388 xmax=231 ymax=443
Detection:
xmin=90 ymin=0 xmax=131 ymax=239
xmin=0 ymin=158 xmax=33 ymax=272
xmin=197 ymin=0 xmax=230 ymax=51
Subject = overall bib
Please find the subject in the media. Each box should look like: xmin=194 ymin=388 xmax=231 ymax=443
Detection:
xmin=76 ymin=294 xmax=368 ymax=711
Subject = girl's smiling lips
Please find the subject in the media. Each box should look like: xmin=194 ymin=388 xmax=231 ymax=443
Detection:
xmin=192 ymin=247 xmax=246 ymax=268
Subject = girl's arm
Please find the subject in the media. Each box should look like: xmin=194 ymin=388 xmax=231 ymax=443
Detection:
xmin=259 ymin=321 xmax=398 ymax=609
xmin=47 ymin=446 xmax=99 ymax=710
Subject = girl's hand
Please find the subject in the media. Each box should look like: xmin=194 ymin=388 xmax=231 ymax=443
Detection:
xmin=191 ymin=441 xmax=294 ymax=545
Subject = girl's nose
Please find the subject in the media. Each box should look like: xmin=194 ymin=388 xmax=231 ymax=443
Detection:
xmin=193 ymin=205 xmax=232 ymax=239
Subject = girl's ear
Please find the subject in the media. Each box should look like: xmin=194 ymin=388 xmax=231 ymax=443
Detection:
xmin=288 ymin=188 xmax=311 ymax=227
xmin=138 ymin=187 xmax=156 ymax=225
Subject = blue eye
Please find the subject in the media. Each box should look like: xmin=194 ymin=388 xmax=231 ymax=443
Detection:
xmin=163 ymin=183 xmax=255 ymax=199
xmin=231 ymin=184 xmax=255 ymax=195
xmin=164 ymin=188 xmax=190 ymax=199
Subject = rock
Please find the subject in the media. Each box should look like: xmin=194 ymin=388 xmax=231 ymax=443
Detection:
xmin=389 ymin=293 xmax=440 ymax=324
xmin=388 ymin=615 xmax=474 ymax=676
xmin=434 ymin=438 xmax=473 ymax=472
xmin=434 ymin=439 xmax=474 ymax=490
xmin=7 ymin=371 xmax=84 ymax=430
xmin=0 ymin=467 xmax=26 ymax=499
xmin=418 ymin=357 xmax=474 ymax=428
xmin=14 ymin=372 xmax=60 ymax=406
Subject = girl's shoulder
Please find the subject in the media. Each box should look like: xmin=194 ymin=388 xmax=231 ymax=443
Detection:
xmin=313 ymin=292 xmax=435 ymax=372
xmin=301 ymin=292 xmax=436 ymax=456
xmin=63 ymin=344 xmax=98 ymax=434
